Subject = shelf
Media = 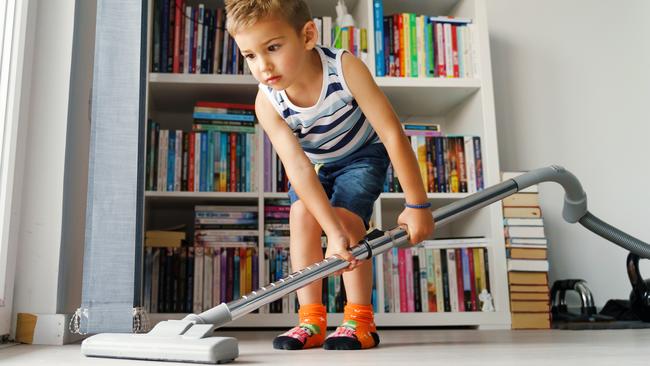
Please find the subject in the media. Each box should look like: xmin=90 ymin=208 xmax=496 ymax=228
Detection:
xmin=263 ymin=192 xmax=289 ymax=199
xmin=377 ymin=77 xmax=480 ymax=116
xmin=148 ymin=311 xmax=510 ymax=328
xmin=380 ymin=192 xmax=472 ymax=200
xmin=148 ymin=73 xmax=480 ymax=116
xmin=145 ymin=191 xmax=259 ymax=202
xmin=148 ymin=73 xmax=258 ymax=113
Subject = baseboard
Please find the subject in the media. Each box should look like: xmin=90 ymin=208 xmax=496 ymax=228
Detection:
xmin=15 ymin=313 xmax=85 ymax=345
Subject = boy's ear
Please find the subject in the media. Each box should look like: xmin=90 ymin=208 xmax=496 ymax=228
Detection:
xmin=301 ymin=20 xmax=319 ymax=50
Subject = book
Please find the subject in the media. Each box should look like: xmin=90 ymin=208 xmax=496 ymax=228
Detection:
xmin=511 ymin=312 xmax=550 ymax=329
xmin=507 ymin=260 xmax=549 ymax=272
xmin=509 ymin=284 xmax=549 ymax=293
xmin=510 ymin=301 xmax=550 ymax=313
xmin=507 ymin=247 xmax=547 ymax=260
xmin=508 ymin=271 xmax=548 ymax=285
xmin=510 ymin=292 xmax=549 ymax=301
xmin=504 ymin=226 xmax=546 ymax=238
xmin=504 ymin=218 xmax=544 ymax=226
xmin=503 ymin=206 xmax=542 ymax=218
xmin=502 ymin=193 xmax=540 ymax=207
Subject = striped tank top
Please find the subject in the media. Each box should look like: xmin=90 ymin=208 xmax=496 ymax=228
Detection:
xmin=259 ymin=46 xmax=380 ymax=164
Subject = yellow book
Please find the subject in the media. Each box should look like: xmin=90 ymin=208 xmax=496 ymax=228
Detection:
xmin=510 ymin=301 xmax=550 ymax=313
xmin=417 ymin=136 xmax=428 ymax=188
xmin=510 ymin=292 xmax=549 ymax=301
xmin=511 ymin=312 xmax=550 ymax=329
xmin=508 ymin=271 xmax=548 ymax=285
xmin=502 ymin=193 xmax=540 ymax=207
xmin=145 ymin=230 xmax=186 ymax=240
xmin=477 ymin=248 xmax=487 ymax=292
xmin=503 ymin=206 xmax=542 ymax=218
xmin=510 ymin=284 xmax=549 ymax=293
xmin=246 ymin=248 xmax=253 ymax=294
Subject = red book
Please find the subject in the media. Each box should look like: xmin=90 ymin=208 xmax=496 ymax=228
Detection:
xmin=398 ymin=14 xmax=405 ymax=77
xmin=455 ymin=249 xmax=465 ymax=312
xmin=451 ymin=24 xmax=459 ymax=78
xmin=196 ymin=101 xmax=255 ymax=111
xmin=467 ymin=248 xmax=477 ymax=311
xmin=230 ymin=133 xmax=236 ymax=192
xmin=435 ymin=23 xmax=445 ymax=77
xmin=173 ymin=0 xmax=182 ymax=73
xmin=188 ymin=132 xmax=195 ymax=191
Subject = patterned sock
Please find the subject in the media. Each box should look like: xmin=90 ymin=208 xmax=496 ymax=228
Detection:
xmin=323 ymin=303 xmax=379 ymax=350
xmin=273 ymin=304 xmax=327 ymax=350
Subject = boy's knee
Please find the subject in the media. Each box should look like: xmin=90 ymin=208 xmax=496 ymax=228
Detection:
xmin=290 ymin=201 xmax=318 ymax=227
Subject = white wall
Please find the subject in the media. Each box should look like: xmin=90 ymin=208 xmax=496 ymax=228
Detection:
xmin=487 ymin=0 xmax=650 ymax=307
xmin=11 ymin=0 xmax=80 ymax=327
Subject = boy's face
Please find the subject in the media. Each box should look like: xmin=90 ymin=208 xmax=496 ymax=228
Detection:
xmin=234 ymin=17 xmax=317 ymax=90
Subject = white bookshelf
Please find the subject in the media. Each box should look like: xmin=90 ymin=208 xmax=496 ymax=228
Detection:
xmin=144 ymin=0 xmax=509 ymax=329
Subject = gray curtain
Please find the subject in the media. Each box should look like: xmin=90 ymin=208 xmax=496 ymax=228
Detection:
xmin=80 ymin=0 xmax=146 ymax=333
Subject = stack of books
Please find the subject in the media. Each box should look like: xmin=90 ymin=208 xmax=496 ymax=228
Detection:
xmin=263 ymin=134 xmax=289 ymax=193
xmin=145 ymin=101 xmax=258 ymax=193
xmin=501 ymin=171 xmax=551 ymax=329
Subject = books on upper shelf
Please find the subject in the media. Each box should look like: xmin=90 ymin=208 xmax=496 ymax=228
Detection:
xmin=312 ymin=16 xmax=368 ymax=65
xmin=145 ymin=102 xmax=257 ymax=193
xmin=501 ymin=171 xmax=550 ymax=329
xmin=151 ymin=1 xmax=250 ymax=75
xmin=373 ymin=0 xmax=478 ymax=78
xmin=383 ymin=238 xmax=491 ymax=313
xmin=385 ymin=134 xmax=484 ymax=194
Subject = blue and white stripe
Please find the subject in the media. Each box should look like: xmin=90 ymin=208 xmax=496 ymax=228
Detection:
xmin=259 ymin=46 xmax=380 ymax=164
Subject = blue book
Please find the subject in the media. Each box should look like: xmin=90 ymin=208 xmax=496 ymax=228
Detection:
xmin=167 ymin=131 xmax=175 ymax=191
xmin=193 ymin=112 xmax=255 ymax=122
xmin=462 ymin=248 xmax=471 ymax=310
xmin=473 ymin=136 xmax=483 ymax=190
xmin=161 ymin=0 xmax=169 ymax=73
xmin=200 ymin=132 xmax=207 ymax=191
xmin=434 ymin=137 xmax=446 ymax=192
xmin=220 ymin=133 xmax=228 ymax=191
xmin=207 ymin=132 xmax=214 ymax=191
xmin=373 ymin=0 xmax=385 ymax=76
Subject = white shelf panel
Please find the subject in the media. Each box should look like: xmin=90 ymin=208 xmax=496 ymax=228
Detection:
xmin=377 ymin=78 xmax=480 ymax=116
xmin=263 ymin=192 xmax=289 ymax=199
xmin=148 ymin=311 xmax=510 ymax=328
xmin=148 ymin=73 xmax=259 ymax=113
xmin=380 ymin=192 xmax=472 ymax=200
xmin=145 ymin=191 xmax=259 ymax=202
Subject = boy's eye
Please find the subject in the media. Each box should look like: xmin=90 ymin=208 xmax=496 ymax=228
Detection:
xmin=244 ymin=54 xmax=255 ymax=60
xmin=268 ymin=44 xmax=280 ymax=52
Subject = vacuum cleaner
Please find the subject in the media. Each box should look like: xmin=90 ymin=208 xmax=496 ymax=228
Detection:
xmin=80 ymin=165 xmax=650 ymax=363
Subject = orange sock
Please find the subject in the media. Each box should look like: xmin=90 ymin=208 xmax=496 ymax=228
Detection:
xmin=273 ymin=304 xmax=327 ymax=350
xmin=324 ymin=303 xmax=379 ymax=350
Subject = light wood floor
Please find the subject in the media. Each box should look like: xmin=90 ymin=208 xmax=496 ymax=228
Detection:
xmin=1 ymin=329 xmax=650 ymax=365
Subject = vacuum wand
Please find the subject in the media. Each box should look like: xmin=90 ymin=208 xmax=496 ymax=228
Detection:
xmin=182 ymin=166 xmax=557 ymax=326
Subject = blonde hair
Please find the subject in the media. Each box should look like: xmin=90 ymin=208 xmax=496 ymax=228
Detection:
xmin=224 ymin=0 xmax=312 ymax=35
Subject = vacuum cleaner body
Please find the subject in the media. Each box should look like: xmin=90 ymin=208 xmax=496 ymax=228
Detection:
xmin=81 ymin=165 xmax=650 ymax=364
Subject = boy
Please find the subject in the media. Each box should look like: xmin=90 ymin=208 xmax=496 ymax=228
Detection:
xmin=225 ymin=0 xmax=434 ymax=350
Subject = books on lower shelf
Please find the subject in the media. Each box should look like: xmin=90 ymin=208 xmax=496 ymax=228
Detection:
xmin=263 ymin=134 xmax=289 ymax=193
xmin=382 ymin=238 xmax=491 ymax=313
xmin=501 ymin=171 xmax=551 ymax=329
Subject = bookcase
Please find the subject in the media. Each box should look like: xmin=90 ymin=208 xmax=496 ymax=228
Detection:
xmin=144 ymin=0 xmax=510 ymax=329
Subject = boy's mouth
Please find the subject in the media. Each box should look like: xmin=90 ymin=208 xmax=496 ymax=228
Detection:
xmin=266 ymin=76 xmax=281 ymax=84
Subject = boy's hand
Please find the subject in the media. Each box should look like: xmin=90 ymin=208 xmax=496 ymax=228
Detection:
xmin=397 ymin=207 xmax=435 ymax=245
xmin=324 ymin=233 xmax=359 ymax=273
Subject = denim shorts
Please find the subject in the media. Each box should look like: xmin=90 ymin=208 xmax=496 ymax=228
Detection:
xmin=288 ymin=142 xmax=390 ymax=229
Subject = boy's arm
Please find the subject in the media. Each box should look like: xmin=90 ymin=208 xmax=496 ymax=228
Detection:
xmin=255 ymin=91 xmax=352 ymax=253
xmin=341 ymin=53 xmax=434 ymax=244
xmin=340 ymin=53 xmax=427 ymax=206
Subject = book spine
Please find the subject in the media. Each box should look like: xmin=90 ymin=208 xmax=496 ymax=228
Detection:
xmin=473 ymin=136 xmax=483 ymax=190
xmin=440 ymin=249 xmax=450 ymax=312
xmin=455 ymin=248 xmax=465 ymax=312
xmin=447 ymin=249 xmax=458 ymax=312
xmin=468 ymin=248 xmax=477 ymax=311
xmin=373 ymin=0 xmax=385 ymax=76
xmin=398 ymin=249 xmax=407 ymax=312
xmin=172 ymin=0 xmax=181 ymax=73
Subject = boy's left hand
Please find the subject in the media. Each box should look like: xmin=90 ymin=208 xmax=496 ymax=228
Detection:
xmin=397 ymin=207 xmax=435 ymax=245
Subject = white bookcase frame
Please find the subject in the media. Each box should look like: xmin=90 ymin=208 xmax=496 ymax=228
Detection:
xmin=144 ymin=0 xmax=510 ymax=329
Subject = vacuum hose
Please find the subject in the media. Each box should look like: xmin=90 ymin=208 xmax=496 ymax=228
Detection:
xmin=183 ymin=165 xmax=650 ymax=328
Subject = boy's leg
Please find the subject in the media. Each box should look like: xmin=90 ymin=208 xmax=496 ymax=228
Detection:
xmin=324 ymin=207 xmax=380 ymax=350
xmin=273 ymin=200 xmax=327 ymax=350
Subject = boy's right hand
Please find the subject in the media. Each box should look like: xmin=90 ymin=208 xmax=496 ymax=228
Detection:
xmin=324 ymin=233 xmax=359 ymax=273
